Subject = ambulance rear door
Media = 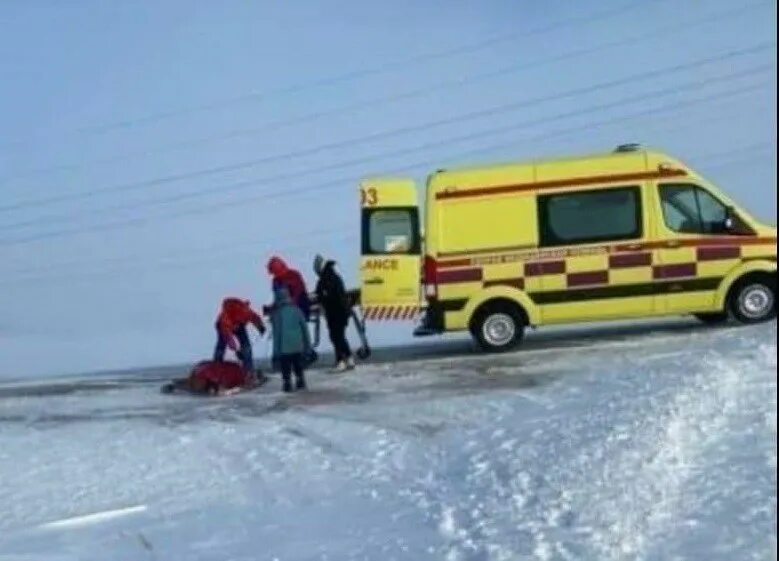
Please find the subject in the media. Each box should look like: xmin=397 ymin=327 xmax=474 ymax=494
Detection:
xmin=359 ymin=179 xmax=422 ymax=321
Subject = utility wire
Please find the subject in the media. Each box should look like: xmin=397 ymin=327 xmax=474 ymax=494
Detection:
xmin=4 ymin=0 xmax=768 ymax=182
xmin=2 ymin=147 xmax=773 ymax=286
xmin=5 ymin=108 xmax=768 ymax=278
xmin=0 ymin=232 xmax=357 ymax=285
xmin=1 ymin=63 xmax=773 ymax=234
xmin=74 ymin=1 xmax=662 ymax=134
xmin=0 ymin=77 xmax=770 ymax=247
xmin=1 ymin=42 xmax=773 ymax=216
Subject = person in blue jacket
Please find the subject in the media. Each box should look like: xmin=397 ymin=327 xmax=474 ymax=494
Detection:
xmin=270 ymin=286 xmax=313 ymax=393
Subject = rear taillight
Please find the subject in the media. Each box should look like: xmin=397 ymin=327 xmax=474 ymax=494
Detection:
xmin=423 ymin=256 xmax=438 ymax=299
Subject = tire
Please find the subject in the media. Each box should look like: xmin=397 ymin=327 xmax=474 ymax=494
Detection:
xmin=694 ymin=312 xmax=729 ymax=325
xmin=728 ymin=275 xmax=777 ymax=324
xmin=470 ymin=302 xmax=525 ymax=353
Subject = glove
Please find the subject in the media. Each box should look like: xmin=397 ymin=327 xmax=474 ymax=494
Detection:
xmin=259 ymin=325 xmax=267 ymax=337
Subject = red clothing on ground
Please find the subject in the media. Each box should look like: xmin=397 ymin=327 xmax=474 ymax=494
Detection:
xmin=217 ymin=298 xmax=264 ymax=351
xmin=190 ymin=361 xmax=248 ymax=390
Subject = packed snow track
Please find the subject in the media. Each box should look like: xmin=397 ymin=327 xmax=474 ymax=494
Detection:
xmin=0 ymin=321 xmax=775 ymax=561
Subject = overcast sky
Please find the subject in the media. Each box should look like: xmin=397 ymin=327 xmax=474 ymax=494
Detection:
xmin=1 ymin=0 xmax=776 ymax=378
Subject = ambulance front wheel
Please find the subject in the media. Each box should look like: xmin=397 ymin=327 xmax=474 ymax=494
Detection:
xmin=471 ymin=301 xmax=526 ymax=353
xmin=728 ymin=274 xmax=776 ymax=324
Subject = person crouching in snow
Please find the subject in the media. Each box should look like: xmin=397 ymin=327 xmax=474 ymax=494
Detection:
xmin=162 ymin=360 xmax=261 ymax=396
xmin=267 ymin=255 xmax=312 ymax=319
xmin=270 ymin=286 xmax=312 ymax=393
xmin=313 ymin=254 xmax=355 ymax=372
xmin=214 ymin=297 xmax=266 ymax=381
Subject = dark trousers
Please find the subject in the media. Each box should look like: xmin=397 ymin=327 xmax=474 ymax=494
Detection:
xmin=214 ymin=324 xmax=253 ymax=372
xmin=279 ymin=354 xmax=305 ymax=387
xmin=327 ymin=317 xmax=352 ymax=363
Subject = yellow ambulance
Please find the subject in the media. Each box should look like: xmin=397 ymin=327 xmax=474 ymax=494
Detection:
xmin=359 ymin=144 xmax=777 ymax=351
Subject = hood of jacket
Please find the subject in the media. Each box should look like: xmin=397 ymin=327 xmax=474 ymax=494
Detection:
xmin=267 ymin=256 xmax=289 ymax=277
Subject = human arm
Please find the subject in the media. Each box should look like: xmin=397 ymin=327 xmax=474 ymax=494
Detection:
xmin=248 ymin=308 xmax=267 ymax=335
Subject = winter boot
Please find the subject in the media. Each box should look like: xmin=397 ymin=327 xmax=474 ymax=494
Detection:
xmin=346 ymin=357 xmax=356 ymax=370
xmin=295 ymin=375 xmax=307 ymax=391
xmin=330 ymin=361 xmax=348 ymax=373
xmin=282 ymin=374 xmax=293 ymax=393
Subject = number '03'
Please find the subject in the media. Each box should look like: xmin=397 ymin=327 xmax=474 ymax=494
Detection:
xmin=361 ymin=188 xmax=378 ymax=206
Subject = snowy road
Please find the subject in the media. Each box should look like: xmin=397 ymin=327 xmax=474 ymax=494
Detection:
xmin=0 ymin=321 xmax=776 ymax=561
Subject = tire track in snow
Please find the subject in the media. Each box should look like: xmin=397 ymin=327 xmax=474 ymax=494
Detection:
xmin=564 ymin=336 xmax=777 ymax=560
xmin=387 ymin=327 xmax=776 ymax=561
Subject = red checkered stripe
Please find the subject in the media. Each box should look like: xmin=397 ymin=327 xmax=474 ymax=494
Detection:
xmin=434 ymin=238 xmax=775 ymax=290
xmin=363 ymin=305 xmax=420 ymax=321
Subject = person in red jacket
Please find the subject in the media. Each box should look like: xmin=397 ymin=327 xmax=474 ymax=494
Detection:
xmin=214 ymin=297 xmax=266 ymax=374
xmin=266 ymin=256 xmax=312 ymax=319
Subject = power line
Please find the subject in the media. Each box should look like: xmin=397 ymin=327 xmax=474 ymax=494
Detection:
xmin=1 ymin=225 xmax=353 ymax=277
xmin=4 ymin=0 xmax=767 ymax=183
xmin=1 ymin=76 xmax=770 ymax=246
xmin=68 ymin=1 xmax=661 ymax=135
xmin=0 ymin=232 xmax=357 ymax=286
xmin=1 ymin=43 xmax=773 ymax=217
xmin=0 ymin=77 xmax=769 ymax=247
xmin=2 ymin=147 xmax=773 ymax=286
xmin=2 ymin=62 xmax=773 ymax=236
xmin=3 ymin=101 xmax=764 ymax=279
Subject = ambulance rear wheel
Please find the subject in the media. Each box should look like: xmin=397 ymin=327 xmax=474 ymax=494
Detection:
xmin=471 ymin=302 xmax=525 ymax=353
xmin=728 ymin=275 xmax=776 ymax=324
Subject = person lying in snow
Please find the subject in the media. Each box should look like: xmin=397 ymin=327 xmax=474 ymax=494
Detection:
xmin=161 ymin=360 xmax=263 ymax=395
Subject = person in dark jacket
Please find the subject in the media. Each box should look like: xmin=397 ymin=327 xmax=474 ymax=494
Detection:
xmin=313 ymin=255 xmax=355 ymax=372
xmin=270 ymin=286 xmax=312 ymax=392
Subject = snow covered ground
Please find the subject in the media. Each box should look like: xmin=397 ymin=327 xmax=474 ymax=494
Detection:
xmin=0 ymin=320 xmax=776 ymax=561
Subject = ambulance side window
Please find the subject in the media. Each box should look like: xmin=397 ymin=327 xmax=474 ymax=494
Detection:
xmin=660 ymin=184 xmax=731 ymax=235
xmin=362 ymin=208 xmax=420 ymax=255
xmin=538 ymin=186 xmax=642 ymax=247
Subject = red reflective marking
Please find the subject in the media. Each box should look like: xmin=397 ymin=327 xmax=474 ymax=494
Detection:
xmin=697 ymin=246 xmax=741 ymax=261
xmin=525 ymin=260 xmax=566 ymax=277
xmin=609 ymin=252 xmax=652 ymax=268
xmin=436 ymin=268 xmax=483 ymax=284
xmin=568 ymin=271 xmax=609 ymax=287
xmin=653 ymin=263 xmax=697 ymax=279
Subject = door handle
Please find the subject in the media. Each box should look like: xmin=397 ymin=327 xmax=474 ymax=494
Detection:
xmin=624 ymin=243 xmax=645 ymax=251
xmin=665 ymin=240 xmax=681 ymax=248
xmin=365 ymin=278 xmax=385 ymax=285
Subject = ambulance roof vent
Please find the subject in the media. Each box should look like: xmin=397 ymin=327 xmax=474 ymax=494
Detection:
xmin=614 ymin=143 xmax=642 ymax=153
